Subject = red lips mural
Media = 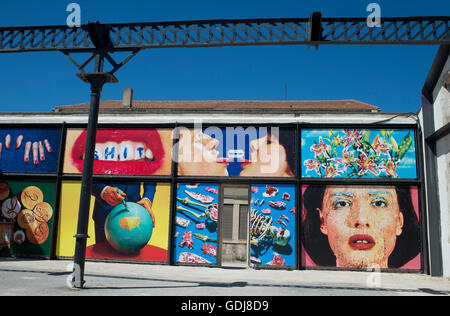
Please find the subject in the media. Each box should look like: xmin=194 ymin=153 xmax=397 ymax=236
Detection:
xmin=71 ymin=129 xmax=166 ymax=175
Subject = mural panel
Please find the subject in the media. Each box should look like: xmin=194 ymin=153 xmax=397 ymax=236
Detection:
xmin=174 ymin=183 xmax=219 ymax=265
xmin=250 ymin=184 xmax=296 ymax=267
xmin=302 ymin=129 xmax=417 ymax=179
xmin=177 ymin=127 xmax=296 ymax=178
xmin=0 ymin=128 xmax=61 ymax=174
xmin=56 ymin=181 xmax=171 ymax=262
xmin=0 ymin=180 xmax=56 ymax=257
xmin=63 ymin=128 xmax=173 ymax=176
xmin=301 ymin=185 xmax=421 ymax=270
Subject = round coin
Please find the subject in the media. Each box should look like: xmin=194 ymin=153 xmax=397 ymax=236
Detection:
xmin=33 ymin=202 xmax=53 ymax=223
xmin=26 ymin=222 xmax=49 ymax=245
xmin=17 ymin=209 xmax=37 ymax=230
xmin=0 ymin=183 xmax=10 ymax=201
xmin=21 ymin=186 xmax=44 ymax=210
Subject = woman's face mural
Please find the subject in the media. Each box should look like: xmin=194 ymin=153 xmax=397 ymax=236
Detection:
xmin=318 ymin=186 xmax=405 ymax=269
xmin=177 ymin=127 xmax=295 ymax=178
xmin=240 ymin=133 xmax=293 ymax=177
xmin=177 ymin=130 xmax=229 ymax=177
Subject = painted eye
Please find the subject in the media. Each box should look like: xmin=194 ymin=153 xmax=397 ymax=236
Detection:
xmin=333 ymin=200 xmax=351 ymax=209
xmin=371 ymin=199 xmax=387 ymax=208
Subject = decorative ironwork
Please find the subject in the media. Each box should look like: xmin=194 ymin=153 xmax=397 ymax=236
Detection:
xmin=0 ymin=16 xmax=448 ymax=54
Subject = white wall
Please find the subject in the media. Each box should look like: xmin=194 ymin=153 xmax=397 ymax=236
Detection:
xmin=431 ymin=64 xmax=450 ymax=277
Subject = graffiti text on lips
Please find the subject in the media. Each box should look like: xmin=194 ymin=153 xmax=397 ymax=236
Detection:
xmin=94 ymin=141 xmax=154 ymax=162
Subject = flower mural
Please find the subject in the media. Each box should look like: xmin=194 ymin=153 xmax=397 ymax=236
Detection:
xmin=302 ymin=129 xmax=416 ymax=179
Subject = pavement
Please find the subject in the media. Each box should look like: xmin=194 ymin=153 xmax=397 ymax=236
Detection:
xmin=0 ymin=258 xmax=449 ymax=297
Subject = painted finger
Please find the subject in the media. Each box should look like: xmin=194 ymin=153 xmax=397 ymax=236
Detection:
xmin=116 ymin=189 xmax=126 ymax=198
xmin=32 ymin=142 xmax=39 ymax=165
xmin=5 ymin=134 xmax=11 ymax=150
xmin=43 ymin=139 xmax=52 ymax=153
xmin=16 ymin=135 xmax=24 ymax=149
xmin=24 ymin=142 xmax=32 ymax=164
xmin=39 ymin=141 xmax=45 ymax=162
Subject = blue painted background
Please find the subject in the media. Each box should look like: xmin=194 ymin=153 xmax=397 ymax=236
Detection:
xmin=174 ymin=183 xmax=219 ymax=265
xmin=0 ymin=128 xmax=61 ymax=174
xmin=250 ymin=183 xmax=296 ymax=267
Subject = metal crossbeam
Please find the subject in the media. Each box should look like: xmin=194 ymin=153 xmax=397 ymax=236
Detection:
xmin=0 ymin=16 xmax=449 ymax=53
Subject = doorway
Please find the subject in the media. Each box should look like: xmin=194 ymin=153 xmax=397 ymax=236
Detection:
xmin=220 ymin=185 xmax=249 ymax=268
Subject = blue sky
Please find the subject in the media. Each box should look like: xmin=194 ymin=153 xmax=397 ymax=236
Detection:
xmin=0 ymin=0 xmax=448 ymax=113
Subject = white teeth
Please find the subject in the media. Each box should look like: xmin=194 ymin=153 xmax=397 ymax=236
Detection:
xmin=94 ymin=143 xmax=105 ymax=161
xmin=103 ymin=142 xmax=119 ymax=161
xmin=134 ymin=143 xmax=145 ymax=160
xmin=119 ymin=142 xmax=134 ymax=161
xmin=93 ymin=142 xmax=155 ymax=162
xmin=355 ymin=240 xmax=370 ymax=244
xmin=145 ymin=149 xmax=154 ymax=160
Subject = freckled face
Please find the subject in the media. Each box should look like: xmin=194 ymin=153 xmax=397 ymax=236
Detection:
xmin=318 ymin=186 xmax=404 ymax=269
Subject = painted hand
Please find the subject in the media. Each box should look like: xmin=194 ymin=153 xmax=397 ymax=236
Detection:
xmin=101 ymin=187 xmax=126 ymax=206
xmin=137 ymin=198 xmax=155 ymax=228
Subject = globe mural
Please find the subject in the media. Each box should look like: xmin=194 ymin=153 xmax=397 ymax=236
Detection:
xmin=105 ymin=202 xmax=153 ymax=254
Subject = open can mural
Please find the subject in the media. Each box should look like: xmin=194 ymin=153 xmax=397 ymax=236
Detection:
xmin=174 ymin=183 xmax=220 ymax=265
xmin=250 ymin=184 xmax=296 ymax=267
xmin=0 ymin=180 xmax=56 ymax=257
xmin=301 ymin=185 xmax=421 ymax=270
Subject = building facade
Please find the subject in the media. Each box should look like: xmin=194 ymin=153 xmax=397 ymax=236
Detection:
xmin=420 ymin=45 xmax=450 ymax=278
xmin=0 ymin=97 xmax=430 ymax=274
xmin=0 ymin=48 xmax=448 ymax=276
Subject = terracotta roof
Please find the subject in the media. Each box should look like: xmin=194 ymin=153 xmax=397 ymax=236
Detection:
xmin=53 ymin=100 xmax=380 ymax=112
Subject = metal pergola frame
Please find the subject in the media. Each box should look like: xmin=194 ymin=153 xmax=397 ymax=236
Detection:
xmin=0 ymin=12 xmax=449 ymax=287
xmin=0 ymin=15 xmax=449 ymax=54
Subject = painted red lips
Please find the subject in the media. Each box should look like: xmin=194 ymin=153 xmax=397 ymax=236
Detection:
xmin=71 ymin=129 xmax=165 ymax=175
xmin=348 ymin=234 xmax=376 ymax=251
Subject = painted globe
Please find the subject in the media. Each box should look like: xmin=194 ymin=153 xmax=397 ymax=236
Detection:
xmin=105 ymin=202 xmax=153 ymax=254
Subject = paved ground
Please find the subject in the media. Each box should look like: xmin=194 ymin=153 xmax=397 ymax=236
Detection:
xmin=0 ymin=258 xmax=449 ymax=297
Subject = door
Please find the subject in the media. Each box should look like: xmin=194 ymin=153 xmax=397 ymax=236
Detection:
xmin=220 ymin=185 xmax=249 ymax=267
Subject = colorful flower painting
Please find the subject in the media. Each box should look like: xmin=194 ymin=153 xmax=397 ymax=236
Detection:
xmin=302 ymin=129 xmax=417 ymax=179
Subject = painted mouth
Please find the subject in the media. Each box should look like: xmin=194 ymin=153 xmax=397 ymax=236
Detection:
xmin=71 ymin=129 xmax=165 ymax=175
xmin=216 ymin=157 xmax=232 ymax=165
xmin=239 ymin=158 xmax=252 ymax=168
xmin=348 ymin=234 xmax=376 ymax=251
